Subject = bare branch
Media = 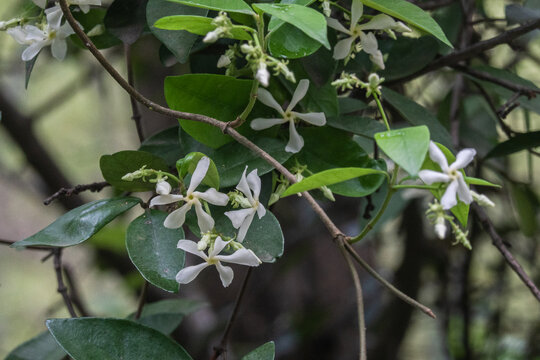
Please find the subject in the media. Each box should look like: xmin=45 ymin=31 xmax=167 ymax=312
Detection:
xmin=44 ymin=181 xmax=110 ymax=205
xmin=53 ymin=249 xmax=78 ymax=317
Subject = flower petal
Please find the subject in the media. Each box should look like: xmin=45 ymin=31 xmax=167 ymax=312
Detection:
xmin=288 ymin=79 xmax=309 ymax=111
xmin=187 ymin=156 xmax=210 ymax=194
xmin=256 ymin=203 xmax=266 ymax=219
xmin=216 ymin=248 xmax=262 ymax=267
xmin=293 ymin=111 xmax=326 ymax=126
xmin=175 ymin=262 xmax=209 ymax=284
xmin=237 ymin=211 xmax=256 ymax=242
xmin=164 ymin=203 xmax=191 ymax=228
xmin=51 ymin=38 xmax=67 ymax=61
xmin=210 ymin=236 xmax=230 ymax=258
xmin=250 ymin=117 xmax=287 ymax=131
xmin=177 ymin=239 xmax=207 ymax=259
xmin=246 ymin=169 xmax=261 ymax=199
xmin=326 ymin=18 xmax=350 ymax=34
xmin=456 ymin=174 xmax=473 ymax=204
xmin=215 ymin=262 xmax=234 ymax=287
xmin=156 ymin=180 xmax=172 ymax=195
xmin=236 ymin=168 xmax=254 ymax=203
xmin=428 ymin=141 xmax=449 ymax=172
xmin=225 ymin=208 xmax=254 ymax=229
xmin=351 ymin=0 xmax=364 ymax=27
xmin=45 ymin=5 xmax=63 ymax=30
xmin=370 ymin=50 xmax=385 ymax=70
xmin=418 ymin=170 xmax=451 ymax=184
xmin=359 ymin=31 xmax=378 ymax=55
xmin=333 ymin=36 xmax=355 ymax=60
xmin=21 ymin=42 xmax=44 ymax=62
xmin=450 ymin=148 xmax=476 ymax=171
xmin=194 ymin=201 xmax=214 ymax=233
xmin=257 ymin=88 xmax=284 ymax=114
xmin=196 ymin=188 xmax=229 ymax=206
xmin=440 ymin=180 xmax=459 ymax=210
xmin=7 ymin=27 xmax=30 ymax=44
xmin=285 ymin=120 xmax=304 ymax=153
xmin=358 ymin=14 xmax=396 ymax=31
xmin=149 ymin=194 xmax=184 ymax=207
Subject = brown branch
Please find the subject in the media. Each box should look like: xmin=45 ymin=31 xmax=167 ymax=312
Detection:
xmin=472 ymin=82 xmax=516 ymax=137
xmin=0 ymin=238 xmax=53 ymax=251
xmin=44 ymin=181 xmax=110 ymax=205
xmin=472 ymin=203 xmax=540 ymax=303
xmin=53 ymin=249 xmax=78 ymax=317
xmin=134 ymin=280 xmax=149 ymax=320
xmin=124 ymin=43 xmax=145 ymax=142
xmin=63 ymin=264 xmax=90 ymax=317
xmin=497 ymin=92 xmax=522 ymax=119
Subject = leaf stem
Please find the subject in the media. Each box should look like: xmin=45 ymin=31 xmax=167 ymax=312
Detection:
xmin=373 ymin=93 xmax=390 ymax=131
xmin=230 ymin=79 xmax=259 ymax=128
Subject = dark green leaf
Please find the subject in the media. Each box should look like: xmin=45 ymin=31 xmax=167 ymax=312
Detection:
xmin=13 ymin=198 xmax=140 ymax=248
xmin=242 ymin=341 xmax=275 ymax=360
xmin=104 ymin=0 xmax=147 ymax=44
xmin=167 ymin=0 xmax=254 ymax=14
xmin=268 ymin=23 xmax=322 ymax=59
xmin=465 ymin=176 xmax=501 ymax=188
xmin=139 ymin=126 xmax=182 ymax=166
xmin=25 ymin=54 xmax=39 ymax=89
xmin=46 ymin=318 xmax=193 ymax=360
xmin=5 ymin=331 xmax=66 ymax=360
xmin=126 ymin=210 xmax=185 ymax=292
xmin=327 ymin=115 xmax=386 ymax=138
xmin=71 ymin=9 xmax=122 ymax=49
xmin=154 ymin=15 xmax=252 ymax=40
xmin=177 ymin=152 xmax=220 ymax=189
xmin=485 ymin=131 xmax=540 ymax=158
xmin=510 ymin=184 xmax=539 ymax=237
xmin=380 ymin=36 xmax=439 ymax=81
xmin=100 ymin=150 xmax=170 ymax=192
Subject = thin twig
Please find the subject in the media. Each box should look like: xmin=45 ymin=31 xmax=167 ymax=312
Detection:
xmin=472 ymin=83 xmax=516 ymax=137
xmin=63 ymin=264 xmax=90 ymax=317
xmin=124 ymin=43 xmax=144 ymax=142
xmin=211 ymin=267 xmax=254 ymax=360
xmin=43 ymin=181 xmax=110 ymax=205
xmin=53 ymin=249 xmax=78 ymax=317
xmin=472 ymin=204 xmax=540 ymax=303
xmin=134 ymin=281 xmax=149 ymax=320
xmin=497 ymin=92 xmax=522 ymax=119
xmin=0 ymin=238 xmax=52 ymax=251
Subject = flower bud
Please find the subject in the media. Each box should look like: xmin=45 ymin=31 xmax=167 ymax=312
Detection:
xmin=471 ymin=191 xmax=495 ymax=207
xmin=320 ymin=185 xmax=335 ymax=202
xmin=203 ymin=29 xmax=220 ymax=43
xmin=256 ymin=62 xmax=270 ymax=87
xmin=217 ymin=54 xmax=231 ymax=68
xmin=156 ymin=180 xmax=171 ymax=195
xmin=434 ymin=217 xmax=446 ymax=239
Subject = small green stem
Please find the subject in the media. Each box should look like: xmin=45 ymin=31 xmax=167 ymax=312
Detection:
xmin=373 ymin=93 xmax=390 ymax=131
xmin=203 ymin=201 xmax=212 ymax=216
xmin=392 ymin=184 xmax=439 ymax=190
xmin=157 ymin=171 xmax=182 ymax=185
xmin=235 ymin=79 xmax=260 ymax=126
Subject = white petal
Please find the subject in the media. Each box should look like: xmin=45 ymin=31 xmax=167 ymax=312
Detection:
xmin=351 ymin=0 xmax=364 ymax=27
xmin=333 ymin=36 xmax=355 ymax=60
xmin=21 ymin=42 xmax=44 ymax=61
xmin=440 ymin=180 xmax=459 ymax=210
xmin=175 ymin=262 xmax=209 ymax=284
xmin=358 ymin=14 xmax=396 ymax=31
xmin=215 ymin=262 xmax=234 ymax=287
xmin=156 ymin=180 xmax=172 ymax=195
xmin=285 ymin=121 xmax=304 ymax=153
xmin=428 ymin=141 xmax=449 ymax=173
xmin=435 ymin=223 xmax=446 ymax=239
xmin=370 ymin=50 xmax=385 ymax=70
xmin=450 ymin=148 xmax=476 ymax=171
xmin=359 ymin=31 xmax=378 ymax=55
xmin=196 ymin=188 xmax=229 ymax=206
xmin=250 ymin=117 xmax=287 ymax=131
xmin=288 ymin=79 xmax=309 ymax=111
xmin=225 ymin=208 xmax=254 ymax=229
xmin=255 ymin=63 xmax=270 ymax=87
xmin=257 ymin=88 xmax=284 ymax=114
xmin=326 ymin=18 xmax=350 ymax=34
xmin=7 ymin=27 xmax=29 ymax=44
xmin=418 ymin=170 xmax=451 ymax=184
xmin=236 ymin=168 xmax=254 ymax=203
xmin=187 ymin=157 xmax=210 ymax=194
xmin=45 ymin=6 xmax=63 ymax=30
xmin=51 ymin=39 xmax=67 ymax=60
xmin=194 ymin=201 xmax=214 ymax=233
xmin=177 ymin=239 xmax=207 ymax=259
xmin=210 ymin=236 xmax=230 ymax=258
xmin=58 ymin=22 xmax=75 ymax=38
xmin=293 ymin=112 xmax=326 ymax=126
xmin=149 ymin=194 xmax=184 ymax=207
xmin=32 ymin=0 xmax=47 ymax=8
xmin=79 ymin=4 xmax=90 ymax=13
xmin=256 ymin=203 xmax=266 ymax=219
xmin=216 ymin=248 xmax=261 ymax=266
xmin=246 ymin=169 xmax=261 ymax=199
xmin=163 ymin=203 xmax=192 ymax=229
xmin=24 ymin=25 xmax=47 ymax=40
xmin=456 ymin=174 xmax=473 ymax=204
xmin=236 ymin=211 xmax=255 ymax=242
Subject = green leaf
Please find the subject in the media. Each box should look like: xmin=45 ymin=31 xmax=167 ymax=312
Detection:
xmin=13 ymin=198 xmax=141 ymax=248
xmin=177 ymin=152 xmax=220 ymax=189
xmin=71 ymin=9 xmax=122 ymax=49
xmin=268 ymin=23 xmax=322 ymax=59
xmin=25 ymin=54 xmax=39 ymax=89
xmin=510 ymin=184 xmax=538 ymax=237
xmin=381 ymin=87 xmax=454 ymax=149
xmin=139 ymin=126 xmax=182 ymax=166
xmin=46 ymin=318 xmax=193 ymax=360
xmin=100 ymin=150 xmax=170 ymax=192
xmin=360 ymin=0 xmax=452 ymax=47
xmin=127 ymin=299 xmax=207 ymax=334
xmin=167 ymin=0 xmax=254 ymax=14
xmin=253 ymin=4 xmax=330 ymax=49
xmin=5 ymin=331 xmax=66 ymax=360
xmin=464 ymin=176 xmax=501 ymax=188
xmin=126 ymin=210 xmax=186 ymax=293
xmin=164 ymin=74 xmax=255 ymax=148
xmin=242 ymin=341 xmax=275 ymax=360
xmin=147 ymin=0 xmax=208 ymax=63
xmin=104 ymin=0 xmax=147 ymax=44
xmin=375 ymin=126 xmax=430 ymax=176
xmin=154 ymin=15 xmax=252 ymax=40
xmin=380 ymin=37 xmax=439 ymax=81
xmin=282 ymin=167 xmax=387 ymax=197
xmin=327 ymin=115 xmax=386 ymax=138
xmin=485 ymin=131 xmax=540 ymax=158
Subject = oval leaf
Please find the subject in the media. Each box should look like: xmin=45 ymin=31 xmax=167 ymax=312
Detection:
xmin=375 ymin=125 xmax=430 ymax=176
xmin=126 ymin=210 xmax=186 ymax=293
xmin=282 ymin=167 xmax=387 ymax=197
xmin=268 ymin=22 xmax=322 ymax=59
xmin=485 ymin=131 xmax=540 ymax=159
xmin=139 ymin=126 xmax=182 ymax=166
xmin=177 ymin=152 xmax=220 ymax=189
xmin=5 ymin=331 xmax=66 ymax=360
xmin=13 ymin=197 xmax=140 ymax=248
xmin=465 ymin=176 xmax=501 ymax=188
xmin=154 ymin=15 xmax=252 ymax=40
xmin=242 ymin=341 xmax=275 ymax=360
xmin=167 ymin=0 xmax=254 ymax=14
xmin=46 ymin=318 xmax=193 ymax=360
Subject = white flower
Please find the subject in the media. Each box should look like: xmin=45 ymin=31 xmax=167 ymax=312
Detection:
xmin=327 ymin=0 xmax=408 ymax=68
xmin=32 ymin=0 xmax=101 ymax=13
xmin=419 ymin=141 xmax=476 ymax=210
xmin=225 ymin=168 xmax=266 ymax=242
xmin=255 ymin=61 xmax=270 ymax=87
xmin=176 ymin=237 xmax=261 ymax=287
xmin=7 ymin=6 xmax=74 ymax=61
xmin=250 ymin=79 xmax=326 ymax=153
xmin=149 ymin=157 xmax=228 ymax=232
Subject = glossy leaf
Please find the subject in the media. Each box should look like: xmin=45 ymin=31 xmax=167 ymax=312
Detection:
xmin=381 ymin=87 xmax=453 ymax=149
xmin=253 ymin=4 xmax=330 ymax=49
xmin=485 ymin=131 xmax=540 ymax=158
xmin=126 ymin=210 xmax=186 ymax=292
xmin=154 ymin=15 xmax=252 ymax=40
xmin=139 ymin=126 xmax=182 ymax=166
xmin=100 ymin=150 xmax=170 ymax=192
xmin=375 ymin=126 xmax=430 ymax=176
xmin=282 ymin=167 xmax=387 ymax=197
xmin=327 ymin=115 xmax=386 ymax=138
xmin=167 ymin=0 xmax=254 ymax=14
xmin=25 ymin=53 xmax=39 ymax=89
xmin=5 ymin=331 xmax=66 ymax=360
xmin=164 ymin=74 xmax=255 ymax=148
xmin=380 ymin=37 xmax=439 ymax=81
xmin=360 ymin=0 xmax=452 ymax=47
xmin=464 ymin=176 xmax=501 ymax=188
xmin=13 ymin=198 xmax=141 ymax=248
xmin=268 ymin=23 xmax=322 ymax=59
xmin=242 ymin=341 xmax=276 ymax=360
xmin=147 ymin=0 xmax=208 ymax=63
xmin=104 ymin=0 xmax=147 ymax=44
xmin=46 ymin=318 xmax=193 ymax=360
xmin=177 ymin=152 xmax=220 ymax=189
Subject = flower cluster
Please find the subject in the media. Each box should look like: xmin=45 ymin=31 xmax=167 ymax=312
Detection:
xmin=240 ymin=41 xmax=295 ymax=87
xmin=202 ymin=11 xmax=234 ymax=43
xmin=332 ymin=72 xmax=384 ymax=98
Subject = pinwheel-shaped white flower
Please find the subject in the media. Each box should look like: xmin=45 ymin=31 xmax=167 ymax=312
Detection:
xmin=149 ymin=157 xmax=228 ymax=232
xmin=419 ymin=142 xmax=476 ymax=210
xmin=176 ymin=237 xmax=261 ymax=287
xmin=7 ymin=6 xmax=74 ymax=61
xmin=250 ymin=79 xmax=326 ymax=153
xmin=225 ymin=168 xmax=266 ymax=242
xmin=327 ymin=0 xmax=410 ymax=68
